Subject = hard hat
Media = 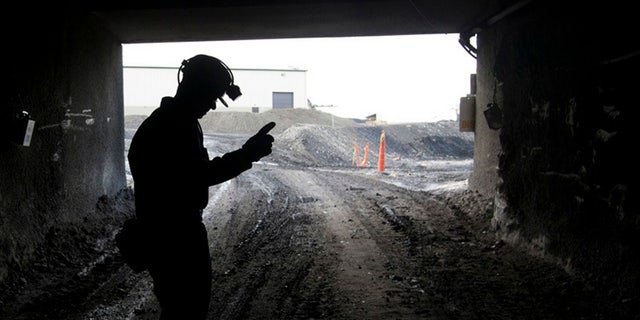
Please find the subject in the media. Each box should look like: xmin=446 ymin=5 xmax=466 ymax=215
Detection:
xmin=178 ymin=54 xmax=242 ymax=107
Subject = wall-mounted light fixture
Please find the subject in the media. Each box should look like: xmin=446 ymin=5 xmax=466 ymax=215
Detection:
xmin=484 ymin=103 xmax=503 ymax=130
xmin=483 ymin=75 xmax=503 ymax=130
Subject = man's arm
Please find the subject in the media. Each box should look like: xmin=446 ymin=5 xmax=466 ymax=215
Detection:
xmin=202 ymin=122 xmax=276 ymax=186
xmin=203 ymin=150 xmax=253 ymax=186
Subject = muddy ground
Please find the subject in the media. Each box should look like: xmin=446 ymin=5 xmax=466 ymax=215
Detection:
xmin=0 ymin=112 xmax=637 ymax=319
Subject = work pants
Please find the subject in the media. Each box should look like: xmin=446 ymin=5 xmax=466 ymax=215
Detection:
xmin=148 ymin=221 xmax=212 ymax=320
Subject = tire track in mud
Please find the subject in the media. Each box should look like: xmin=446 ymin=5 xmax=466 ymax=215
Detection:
xmin=204 ymin=166 xmax=336 ymax=319
xmin=274 ymin=167 xmax=403 ymax=319
xmin=202 ymin=165 xmax=419 ymax=319
xmin=308 ymin=168 xmax=431 ymax=318
xmin=68 ymin=163 xmax=614 ymax=320
xmin=313 ymin=169 xmax=618 ymax=320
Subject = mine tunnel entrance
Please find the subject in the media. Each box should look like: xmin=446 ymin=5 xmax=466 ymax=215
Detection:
xmin=122 ymin=34 xmax=478 ymax=193
xmin=94 ymin=35 xmax=628 ymax=318
xmin=3 ymin=3 xmax=639 ymax=318
xmin=117 ymin=35 xmax=495 ymax=319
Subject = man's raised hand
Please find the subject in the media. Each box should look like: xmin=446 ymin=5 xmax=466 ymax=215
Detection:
xmin=241 ymin=122 xmax=276 ymax=162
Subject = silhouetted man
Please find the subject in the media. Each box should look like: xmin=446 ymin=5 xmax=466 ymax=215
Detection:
xmin=127 ymin=54 xmax=275 ymax=319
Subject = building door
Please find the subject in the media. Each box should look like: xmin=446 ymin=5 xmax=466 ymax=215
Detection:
xmin=272 ymin=92 xmax=294 ymax=109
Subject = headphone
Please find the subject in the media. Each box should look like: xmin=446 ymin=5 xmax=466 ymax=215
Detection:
xmin=177 ymin=55 xmax=242 ymax=107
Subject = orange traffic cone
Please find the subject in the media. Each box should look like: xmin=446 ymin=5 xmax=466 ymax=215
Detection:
xmin=378 ymin=130 xmax=385 ymax=172
xmin=353 ymin=143 xmax=361 ymax=167
xmin=361 ymin=142 xmax=369 ymax=167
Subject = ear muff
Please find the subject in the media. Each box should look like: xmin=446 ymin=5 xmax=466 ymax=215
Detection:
xmin=177 ymin=55 xmax=242 ymax=107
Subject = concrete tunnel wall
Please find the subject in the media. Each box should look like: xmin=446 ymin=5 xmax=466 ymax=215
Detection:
xmin=0 ymin=13 xmax=126 ymax=282
xmin=469 ymin=2 xmax=639 ymax=288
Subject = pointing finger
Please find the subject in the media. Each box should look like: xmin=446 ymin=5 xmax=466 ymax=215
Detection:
xmin=258 ymin=122 xmax=276 ymax=135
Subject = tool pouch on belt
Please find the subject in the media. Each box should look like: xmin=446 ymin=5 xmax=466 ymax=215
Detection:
xmin=115 ymin=218 xmax=150 ymax=272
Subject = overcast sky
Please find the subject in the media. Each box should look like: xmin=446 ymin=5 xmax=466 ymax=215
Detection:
xmin=122 ymin=34 xmax=476 ymax=123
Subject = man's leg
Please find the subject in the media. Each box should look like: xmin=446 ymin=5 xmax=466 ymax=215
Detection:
xmin=149 ymin=223 xmax=212 ymax=319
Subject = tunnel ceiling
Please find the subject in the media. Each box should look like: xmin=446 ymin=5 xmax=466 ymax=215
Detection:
xmin=90 ymin=0 xmax=507 ymax=43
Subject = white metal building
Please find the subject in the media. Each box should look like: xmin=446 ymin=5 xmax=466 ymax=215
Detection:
xmin=123 ymin=66 xmax=307 ymax=115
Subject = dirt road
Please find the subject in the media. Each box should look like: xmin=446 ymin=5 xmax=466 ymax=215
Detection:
xmin=74 ymin=162 xmax=619 ymax=320
xmin=1 ymin=161 xmax=629 ymax=319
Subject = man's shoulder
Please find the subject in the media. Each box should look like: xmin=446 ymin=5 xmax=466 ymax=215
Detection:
xmin=138 ymin=98 xmax=175 ymax=127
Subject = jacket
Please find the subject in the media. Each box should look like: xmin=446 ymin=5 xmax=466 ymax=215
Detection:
xmin=128 ymin=97 xmax=252 ymax=223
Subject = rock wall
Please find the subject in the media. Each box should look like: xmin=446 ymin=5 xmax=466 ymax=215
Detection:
xmin=474 ymin=2 xmax=639 ymax=291
xmin=0 ymin=13 xmax=126 ymax=283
